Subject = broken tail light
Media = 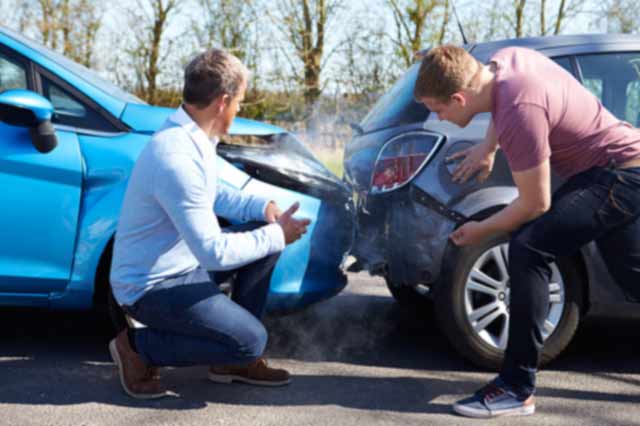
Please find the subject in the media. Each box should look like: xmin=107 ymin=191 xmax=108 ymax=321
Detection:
xmin=370 ymin=131 xmax=444 ymax=194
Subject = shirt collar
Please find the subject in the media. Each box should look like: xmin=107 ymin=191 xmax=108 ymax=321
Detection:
xmin=169 ymin=105 xmax=219 ymax=149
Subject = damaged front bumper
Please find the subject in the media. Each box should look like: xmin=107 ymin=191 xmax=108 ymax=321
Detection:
xmin=218 ymin=134 xmax=356 ymax=312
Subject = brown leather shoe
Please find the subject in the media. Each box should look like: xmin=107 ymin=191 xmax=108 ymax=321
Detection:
xmin=208 ymin=358 xmax=291 ymax=387
xmin=109 ymin=330 xmax=169 ymax=399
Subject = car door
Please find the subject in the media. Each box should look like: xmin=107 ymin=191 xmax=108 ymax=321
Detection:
xmin=0 ymin=47 xmax=82 ymax=300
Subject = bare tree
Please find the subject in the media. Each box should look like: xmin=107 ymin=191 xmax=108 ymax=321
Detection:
xmin=437 ymin=0 xmax=450 ymax=45
xmin=194 ymin=0 xmax=256 ymax=62
xmin=601 ymin=0 xmax=640 ymax=33
xmin=125 ymin=0 xmax=183 ymax=104
xmin=60 ymin=0 xmax=102 ymax=66
xmin=514 ymin=0 xmax=526 ymax=37
xmin=26 ymin=0 xmax=102 ymax=66
xmin=538 ymin=0 xmax=588 ymax=35
xmin=270 ymin=0 xmax=343 ymax=107
xmin=35 ymin=0 xmax=59 ymax=49
xmin=387 ymin=0 xmax=446 ymax=68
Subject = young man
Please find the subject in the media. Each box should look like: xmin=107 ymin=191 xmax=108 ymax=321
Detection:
xmin=109 ymin=49 xmax=310 ymax=399
xmin=414 ymin=45 xmax=640 ymax=418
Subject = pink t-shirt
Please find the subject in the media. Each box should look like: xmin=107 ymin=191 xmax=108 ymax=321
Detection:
xmin=491 ymin=47 xmax=640 ymax=178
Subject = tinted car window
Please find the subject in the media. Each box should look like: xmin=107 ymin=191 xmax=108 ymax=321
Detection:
xmin=42 ymin=76 xmax=118 ymax=132
xmin=359 ymin=63 xmax=428 ymax=133
xmin=553 ymin=56 xmax=573 ymax=75
xmin=577 ymin=52 xmax=640 ymax=126
xmin=0 ymin=52 xmax=27 ymax=91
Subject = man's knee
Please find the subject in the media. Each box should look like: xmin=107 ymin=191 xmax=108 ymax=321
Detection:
xmin=235 ymin=319 xmax=268 ymax=359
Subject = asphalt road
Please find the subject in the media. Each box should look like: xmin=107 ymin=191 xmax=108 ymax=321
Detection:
xmin=1 ymin=273 xmax=639 ymax=426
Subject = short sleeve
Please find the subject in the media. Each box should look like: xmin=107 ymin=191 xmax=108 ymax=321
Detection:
xmin=495 ymin=103 xmax=551 ymax=172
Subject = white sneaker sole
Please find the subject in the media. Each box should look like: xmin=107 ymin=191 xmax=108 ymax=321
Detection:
xmin=453 ymin=403 xmax=535 ymax=418
xmin=207 ymin=371 xmax=291 ymax=387
xmin=109 ymin=339 xmax=170 ymax=400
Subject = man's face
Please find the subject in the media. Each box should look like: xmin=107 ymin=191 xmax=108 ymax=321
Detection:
xmin=420 ymin=94 xmax=474 ymax=127
xmin=217 ymin=79 xmax=247 ymax=135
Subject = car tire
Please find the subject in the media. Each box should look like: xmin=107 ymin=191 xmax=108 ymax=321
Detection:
xmin=107 ymin=284 xmax=127 ymax=334
xmin=435 ymin=233 xmax=584 ymax=371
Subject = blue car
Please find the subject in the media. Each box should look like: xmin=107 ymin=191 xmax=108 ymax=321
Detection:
xmin=0 ymin=26 xmax=353 ymax=321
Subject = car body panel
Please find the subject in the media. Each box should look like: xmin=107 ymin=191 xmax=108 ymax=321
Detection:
xmin=0 ymin=26 xmax=353 ymax=314
xmin=0 ymin=123 xmax=81 ymax=297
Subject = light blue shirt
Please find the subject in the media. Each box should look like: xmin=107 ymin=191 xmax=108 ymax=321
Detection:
xmin=110 ymin=107 xmax=285 ymax=306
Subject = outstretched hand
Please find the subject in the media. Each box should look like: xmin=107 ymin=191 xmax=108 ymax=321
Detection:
xmin=447 ymin=142 xmax=496 ymax=184
xmin=277 ymin=202 xmax=311 ymax=244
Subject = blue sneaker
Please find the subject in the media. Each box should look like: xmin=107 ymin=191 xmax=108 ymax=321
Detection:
xmin=453 ymin=378 xmax=535 ymax=418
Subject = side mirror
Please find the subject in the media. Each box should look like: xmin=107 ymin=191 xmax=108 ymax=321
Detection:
xmin=0 ymin=89 xmax=58 ymax=153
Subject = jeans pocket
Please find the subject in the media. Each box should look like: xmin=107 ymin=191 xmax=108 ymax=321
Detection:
xmin=597 ymin=175 xmax=640 ymax=227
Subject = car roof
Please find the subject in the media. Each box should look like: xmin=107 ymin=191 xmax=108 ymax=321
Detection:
xmin=469 ymin=33 xmax=640 ymax=62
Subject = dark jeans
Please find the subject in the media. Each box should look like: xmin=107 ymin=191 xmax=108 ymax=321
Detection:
xmin=500 ymin=165 xmax=640 ymax=396
xmin=124 ymin=223 xmax=280 ymax=367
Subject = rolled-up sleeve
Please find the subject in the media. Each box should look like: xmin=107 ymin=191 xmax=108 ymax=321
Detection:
xmin=152 ymin=152 xmax=285 ymax=271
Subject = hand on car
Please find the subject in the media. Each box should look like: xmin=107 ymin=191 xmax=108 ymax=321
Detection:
xmin=264 ymin=201 xmax=282 ymax=223
xmin=277 ymin=202 xmax=311 ymax=244
xmin=450 ymin=221 xmax=490 ymax=246
xmin=447 ymin=142 xmax=496 ymax=184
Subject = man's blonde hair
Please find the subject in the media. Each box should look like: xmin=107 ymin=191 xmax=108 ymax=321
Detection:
xmin=414 ymin=45 xmax=478 ymax=102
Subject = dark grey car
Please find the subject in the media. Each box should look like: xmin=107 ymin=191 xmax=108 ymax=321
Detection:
xmin=344 ymin=34 xmax=640 ymax=369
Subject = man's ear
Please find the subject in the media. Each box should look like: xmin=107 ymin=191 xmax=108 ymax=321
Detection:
xmin=451 ymin=92 xmax=467 ymax=107
xmin=210 ymin=95 xmax=229 ymax=114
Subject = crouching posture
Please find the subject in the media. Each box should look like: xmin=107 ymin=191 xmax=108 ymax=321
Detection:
xmin=109 ymin=48 xmax=310 ymax=399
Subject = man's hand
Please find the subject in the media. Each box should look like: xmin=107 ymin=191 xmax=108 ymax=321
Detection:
xmin=447 ymin=141 xmax=496 ymax=184
xmin=277 ymin=202 xmax=311 ymax=244
xmin=450 ymin=221 xmax=491 ymax=246
xmin=264 ymin=201 xmax=282 ymax=223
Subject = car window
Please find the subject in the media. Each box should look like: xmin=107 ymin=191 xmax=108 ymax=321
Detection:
xmin=552 ymin=56 xmax=574 ymax=75
xmin=576 ymin=52 xmax=640 ymax=126
xmin=0 ymin=52 xmax=27 ymax=92
xmin=359 ymin=63 xmax=429 ymax=133
xmin=41 ymin=75 xmax=118 ymax=132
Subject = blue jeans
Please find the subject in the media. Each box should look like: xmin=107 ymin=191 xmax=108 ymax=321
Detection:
xmin=500 ymin=165 xmax=640 ymax=396
xmin=124 ymin=226 xmax=280 ymax=367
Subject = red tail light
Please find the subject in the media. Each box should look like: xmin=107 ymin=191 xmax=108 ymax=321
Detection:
xmin=370 ymin=132 xmax=443 ymax=194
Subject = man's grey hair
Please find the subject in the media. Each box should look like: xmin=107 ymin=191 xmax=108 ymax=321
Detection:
xmin=183 ymin=48 xmax=249 ymax=108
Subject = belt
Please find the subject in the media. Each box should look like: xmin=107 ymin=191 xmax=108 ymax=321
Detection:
xmin=618 ymin=157 xmax=640 ymax=169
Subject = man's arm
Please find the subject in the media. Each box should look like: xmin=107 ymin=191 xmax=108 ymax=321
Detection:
xmin=153 ymin=153 xmax=285 ymax=271
xmin=450 ymin=104 xmax=552 ymax=246
xmin=449 ymin=160 xmax=551 ymax=245
xmin=215 ymin=179 xmax=272 ymax=222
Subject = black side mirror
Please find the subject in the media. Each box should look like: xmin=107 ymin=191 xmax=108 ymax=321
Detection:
xmin=0 ymin=89 xmax=57 ymax=153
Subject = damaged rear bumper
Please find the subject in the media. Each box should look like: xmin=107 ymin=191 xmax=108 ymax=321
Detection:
xmin=349 ymin=185 xmax=456 ymax=290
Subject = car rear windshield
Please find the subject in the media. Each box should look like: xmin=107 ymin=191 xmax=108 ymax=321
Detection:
xmin=359 ymin=63 xmax=429 ymax=133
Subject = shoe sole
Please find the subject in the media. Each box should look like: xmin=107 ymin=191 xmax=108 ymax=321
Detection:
xmin=207 ymin=371 xmax=291 ymax=387
xmin=109 ymin=339 xmax=171 ymax=400
xmin=453 ymin=403 xmax=535 ymax=418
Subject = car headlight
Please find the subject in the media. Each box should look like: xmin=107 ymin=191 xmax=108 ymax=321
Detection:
xmin=370 ymin=131 xmax=444 ymax=194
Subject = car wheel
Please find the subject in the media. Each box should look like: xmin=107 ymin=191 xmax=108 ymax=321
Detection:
xmin=385 ymin=277 xmax=432 ymax=310
xmin=435 ymin=233 xmax=583 ymax=370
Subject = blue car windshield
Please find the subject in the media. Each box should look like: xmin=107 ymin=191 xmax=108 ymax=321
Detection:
xmin=3 ymin=28 xmax=145 ymax=105
xmin=359 ymin=63 xmax=429 ymax=133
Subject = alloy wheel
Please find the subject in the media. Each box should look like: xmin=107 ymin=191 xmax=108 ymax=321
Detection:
xmin=463 ymin=243 xmax=566 ymax=350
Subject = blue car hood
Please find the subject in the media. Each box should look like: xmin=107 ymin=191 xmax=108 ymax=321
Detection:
xmin=120 ymin=103 xmax=286 ymax=136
